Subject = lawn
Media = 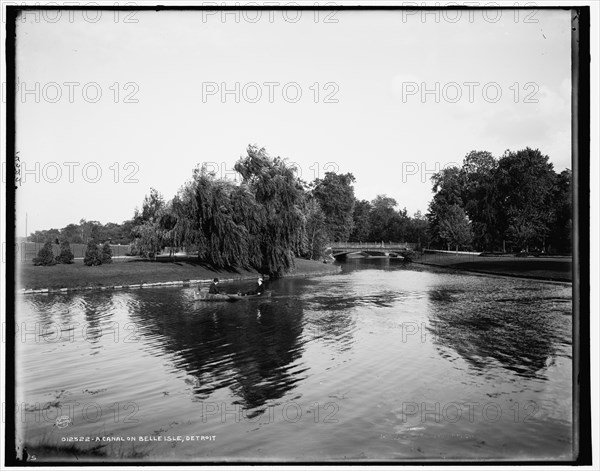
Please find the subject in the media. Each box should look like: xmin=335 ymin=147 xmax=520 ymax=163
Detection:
xmin=17 ymin=256 xmax=341 ymax=290
xmin=415 ymin=252 xmax=572 ymax=282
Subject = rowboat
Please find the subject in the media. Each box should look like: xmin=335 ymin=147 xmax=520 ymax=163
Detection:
xmin=194 ymin=291 xmax=271 ymax=302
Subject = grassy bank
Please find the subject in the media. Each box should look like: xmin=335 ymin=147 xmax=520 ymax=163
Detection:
xmin=413 ymin=252 xmax=572 ymax=282
xmin=17 ymin=256 xmax=340 ymax=291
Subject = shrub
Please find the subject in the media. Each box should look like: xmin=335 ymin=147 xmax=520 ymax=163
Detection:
xmin=126 ymin=242 xmax=140 ymax=256
xmin=56 ymin=240 xmax=74 ymax=264
xmin=32 ymin=241 xmax=56 ymax=266
xmin=101 ymin=242 xmax=113 ymax=264
xmin=402 ymin=249 xmax=417 ymax=262
xmin=83 ymin=241 xmax=102 ymax=266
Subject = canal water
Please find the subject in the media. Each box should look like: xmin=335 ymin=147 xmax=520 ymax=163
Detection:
xmin=15 ymin=259 xmax=573 ymax=461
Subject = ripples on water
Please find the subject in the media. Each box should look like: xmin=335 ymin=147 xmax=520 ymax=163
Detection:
xmin=16 ymin=259 xmax=573 ymax=461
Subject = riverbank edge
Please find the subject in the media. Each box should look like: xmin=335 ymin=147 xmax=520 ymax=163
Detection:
xmin=411 ymin=260 xmax=572 ymax=283
xmin=17 ymin=259 xmax=341 ymax=295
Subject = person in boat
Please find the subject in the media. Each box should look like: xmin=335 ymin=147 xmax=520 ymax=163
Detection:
xmin=245 ymin=277 xmax=264 ymax=296
xmin=256 ymin=278 xmax=265 ymax=295
xmin=208 ymin=278 xmax=220 ymax=294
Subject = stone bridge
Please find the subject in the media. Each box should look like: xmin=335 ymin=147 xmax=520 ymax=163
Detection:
xmin=326 ymin=242 xmax=418 ymax=260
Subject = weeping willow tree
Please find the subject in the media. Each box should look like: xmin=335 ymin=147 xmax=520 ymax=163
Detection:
xmin=138 ymin=146 xmax=306 ymax=276
xmin=169 ymin=167 xmax=262 ymax=269
xmin=235 ymin=145 xmax=306 ymax=276
xmin=229 ymin=183 xmax=264 ymax=269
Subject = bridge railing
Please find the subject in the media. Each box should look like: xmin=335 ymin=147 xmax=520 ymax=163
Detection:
xmin=328 ymin=242 xmax=419 ymax=250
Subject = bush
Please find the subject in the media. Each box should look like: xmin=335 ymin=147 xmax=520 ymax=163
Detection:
xmin=101 ymin=242 xmax=113 ymax=264
xmin=83 ymin=241 xmax=102 ymax=266
xmin=32 ymin=241 xmax=56 ymax=266
xmin=126 ymin=242 xmax=140 ymax=256
xmin=56 ymin=240 xmax=75 ymax=264
xmin=401 ymin=249 xmax=417 ymax=262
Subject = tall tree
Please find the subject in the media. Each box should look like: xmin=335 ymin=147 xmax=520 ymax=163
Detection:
xmin=118 ymin=219 xmax=137 ymax=245
xmin=312 ymin=172 xmax=356 ymax=242
xmin=235 ymin=145 xmax=305 ymax=276
xmin=460 ymin=151 xmax=500 ymax=251
xmin=189 ymin=170 xmax=260 ymax=268
xmin=131 ymin=188 xmax=167 ymax=258
xmin=60 ymin=224 xmax=83 ymax=244
xmin=495 ymin=148 xmax=556 ymax=251
xmin=438 ymin=204 xmax=473 ymax=251
xmin=369 ymin=195 xmax=403 ymax=242
xmin=30 ymin=228 xmax=60 ymax=243
xmin=405 ymin=211 xmax=430 ymax=248
xmin=426 ymin=166 xmax=464 ymax=247
xmin=78 ymin=219 xmax=102 ymax=244
xmin=136 ymin=188 xmax=165 ymax=225
xmin=547 ymin=169 xmax=571 ymax=253
xmin=302 ymin=197 xmax=328 ymax=260
xmin=349 ymin=199 xmax=372 ymax=242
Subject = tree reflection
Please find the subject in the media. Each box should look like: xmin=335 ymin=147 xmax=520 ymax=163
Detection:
xmin=125 ymin=290 xmax=306 ymax=411
xmin=426 ymin=286 xmax=569 ymax=379
xmin=277 ymin=277 xmax=358 ymax=353
xmin=20 ymin=293 xmax=116 ymax=345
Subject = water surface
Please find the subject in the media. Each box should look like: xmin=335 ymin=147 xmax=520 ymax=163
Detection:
xmin=16 ymin=260 xmax=573 ymax=461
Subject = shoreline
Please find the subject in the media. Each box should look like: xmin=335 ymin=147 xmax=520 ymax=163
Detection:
xmin=16 ymin=251 xmax=574 ymax=293
xmin=412 ymin=253 xmax=572 ymax=283
xmin=413 ymin=261 xmax=573 ymax=284
xmin=16 ymin=257 xmax=341 ymax=294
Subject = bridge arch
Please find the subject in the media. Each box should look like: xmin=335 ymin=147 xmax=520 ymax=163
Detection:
xmin=327 ymin=242 xmax=417 ymax=260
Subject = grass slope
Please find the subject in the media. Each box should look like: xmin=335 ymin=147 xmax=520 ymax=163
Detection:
xmin=415 ymin=253 xmax=572 ymax=282
xmin=17 ymin=257 xmax=340 ymax=290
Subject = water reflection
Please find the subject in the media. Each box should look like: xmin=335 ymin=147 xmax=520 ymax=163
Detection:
xmin=16 ymin=262 xmax=573 ymax=461
xmin=426 ymin=284 xmax=572 ymax=379
xmin=124 ymin=290 xmax=306 ymax=411
xmin=280 ymin=276 xmax=359 ymax=353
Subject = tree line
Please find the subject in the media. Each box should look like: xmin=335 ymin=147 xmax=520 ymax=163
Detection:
xmin=28 ymin=145 xmax=571 ymax=272
xmin=28 ymin=219 xmax=135 ymax=246
xmin=426 ymin=148 xmax=571 ymax=253
xmin=127 ymin=147 xmax=431 ymax=272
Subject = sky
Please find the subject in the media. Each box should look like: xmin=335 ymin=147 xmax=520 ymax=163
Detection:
xmin=11 ymin=6 xmax=573 ymax=235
